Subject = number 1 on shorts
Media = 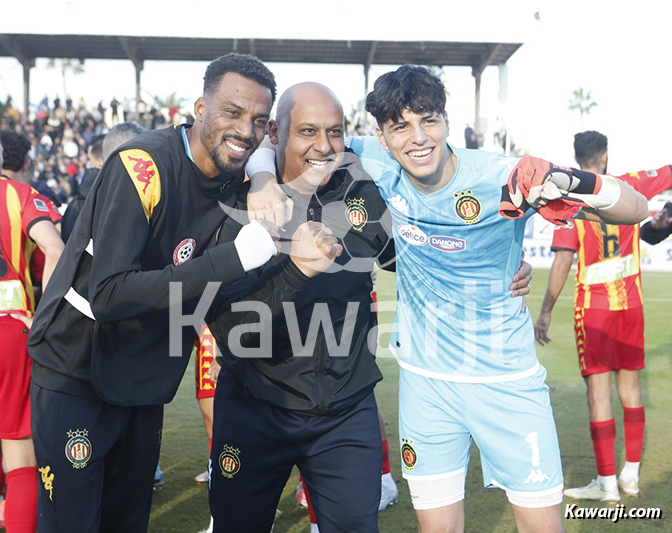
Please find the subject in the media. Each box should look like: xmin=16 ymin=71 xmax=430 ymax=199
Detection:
xmin=525 ymin=431 xmax=540 ymax=467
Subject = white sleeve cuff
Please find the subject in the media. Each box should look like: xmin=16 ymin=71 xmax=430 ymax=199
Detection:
xmin=234 ymin=220 xmax=276 ymax=272
xmin=245 ymin=147 xmax=277 ymax=178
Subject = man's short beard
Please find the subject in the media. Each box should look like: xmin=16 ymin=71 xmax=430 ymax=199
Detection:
xmin=210 ymin=136 xmax=256 ymax=179
xmin=210 ymin=147 xmax=245 ymax=179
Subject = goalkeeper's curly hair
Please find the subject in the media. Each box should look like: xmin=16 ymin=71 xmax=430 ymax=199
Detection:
xmin=0 ymin=130 xmax=31 ymax=172
xmin=365 ymin=65 xmax=447 ymax=125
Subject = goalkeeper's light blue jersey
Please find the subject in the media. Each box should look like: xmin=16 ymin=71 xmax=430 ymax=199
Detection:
xmin=347 ymin=136 xmax=537 ymax=382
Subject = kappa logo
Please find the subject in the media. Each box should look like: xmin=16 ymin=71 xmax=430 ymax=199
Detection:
xmin=38 ymin=465 xmax=55 ymax=501
xmin=524 ymin=469 xmax=551 ymax=484
xmin=429 ymin=236 xmax=466 ymax=253
xmin=219 ymin=444 xmax=241 ymax=479
xmin=65 ymin=429 xmax=92 ymax=469
xmin=127 ymin=155 xmax=156 ymax=194
xmin=387 ymin=195 xmax=410 ymax=216
xmin=398 ymin=225 xmax=428 ymax=246
xmin=173 ymin=238 xmax=196 ymax=265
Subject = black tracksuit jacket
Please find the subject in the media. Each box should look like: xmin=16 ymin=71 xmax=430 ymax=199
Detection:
xmin=210 ymin=153 xmax=396 ymax=416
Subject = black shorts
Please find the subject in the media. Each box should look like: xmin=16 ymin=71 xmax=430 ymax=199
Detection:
xmin=31 ymin=383 xmax=163 ymax=533
xmin=209 ymin=372 xmax=382 ymax=533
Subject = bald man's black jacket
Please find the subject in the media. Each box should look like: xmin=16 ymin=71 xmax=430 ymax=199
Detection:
xmin=210 ymin=150 xmax=396 ymax=416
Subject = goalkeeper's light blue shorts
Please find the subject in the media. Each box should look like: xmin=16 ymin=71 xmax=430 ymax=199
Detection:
xmin=398 ymin=365 xmax=564 ymax=509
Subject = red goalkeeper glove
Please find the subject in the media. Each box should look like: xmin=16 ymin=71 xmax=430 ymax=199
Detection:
xmin=499 ymin=155 xmax=617 ymax=227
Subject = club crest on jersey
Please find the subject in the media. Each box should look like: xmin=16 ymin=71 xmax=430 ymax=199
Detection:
xmin=173 ymin=238 xmax=196 ymax=265
xmin=345 ymin=198 xmax=368 ymax=232
xmin=398 ymin=225 xmax=428 ymax=246
xmin=38 ymin=465 xmax=55 ymax=501
xmin=454 ymin=190 xmax=481 ymax=225
xmin=401 ymin=438 xmax=417 ymax=471
xmin=219 ymin=444 xmax=241 ymax=478
xmin=65 ymin=429 xmax=92 ymax=469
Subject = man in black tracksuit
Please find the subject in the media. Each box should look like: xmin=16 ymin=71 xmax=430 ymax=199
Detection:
xmin=207 ymin=83 xmax=396 ymax=533
xmin=25 ymin=55 xmax=342 ymax=533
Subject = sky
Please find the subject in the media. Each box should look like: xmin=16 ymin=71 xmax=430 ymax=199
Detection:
xmin=1 ymin=0 xmax=671 ymax=173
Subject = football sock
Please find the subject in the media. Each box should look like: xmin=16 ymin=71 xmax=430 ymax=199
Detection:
xmin=623 ymin=406 xmax=645 ymax=464
xmin=381 ymin=438 xmax=390 ymax=475
xmin=5 ymin=467 xmax=37 ymax=533
xmin=598 ymin=474 xmax=618 ymax=492
xmin=621 ymin=461 xmax=640 ymax=480
xmin=209 ymin=438 xmax=212 ymax=454
xmin=590 ymin=419 xmax=616 ymax=477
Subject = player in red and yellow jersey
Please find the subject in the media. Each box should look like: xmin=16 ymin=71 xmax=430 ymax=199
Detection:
xmin=535 ymin=131 xmax=672 ymax=502
xmin=0 ymin=134 xmax=64 ymax=533
xmin=195 ymin=324 xmax=218 ymax=476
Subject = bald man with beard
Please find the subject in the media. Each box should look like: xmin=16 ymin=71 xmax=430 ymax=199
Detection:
xmin=206 ymin=83 xmax=396 ymax=533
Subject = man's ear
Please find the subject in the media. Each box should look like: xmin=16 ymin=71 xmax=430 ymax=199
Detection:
xmin=376 ymin=126 xmax=389 ymax=152
xmin=22 ymin=156 xmax=30 ymax=172
xmin=194 ymin=97 xmax=205 ymax=122
xmin=268 ymin=120 xmax=280 ymax=145
xmin=443 ymin=112 xmax=450 ymax=137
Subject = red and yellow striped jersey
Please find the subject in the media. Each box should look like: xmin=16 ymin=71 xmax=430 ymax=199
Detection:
xmin=551 ymin=166 xmax=672 ymax=310
xmin=0 ymin=176 xmax=55 ymax=315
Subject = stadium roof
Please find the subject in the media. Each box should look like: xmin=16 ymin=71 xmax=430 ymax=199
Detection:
xmin=0 ymin=34 xmax=521 ymax=69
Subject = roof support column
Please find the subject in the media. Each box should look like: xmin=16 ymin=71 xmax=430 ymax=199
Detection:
xmin=22 ymin=62 xmax=31 ymax=116
xmin=363 ymin=41 xmax=377 ymax=112
xmin=0 ymin=36 xmax=35 ymax=115
xmin=118 ymin=37 xmax=144 ymax=105
xmin=471 ymin=43 xmax=502 ymax=144
xmin=134 ymin=62 xmax=144 ymax=105
xmin=472 ymin=67 xmax=482 ymax=140
xmin=498 ymin=62 xmax=510 ymax=155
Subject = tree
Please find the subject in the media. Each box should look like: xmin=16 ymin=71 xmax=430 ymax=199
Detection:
xmin=47 ymin=58 xmax=85 ymax=99
xmin=568 ymin=87 xmax=597 ymax=124
xmin=151 ymin=92 xmax=188 ymax=111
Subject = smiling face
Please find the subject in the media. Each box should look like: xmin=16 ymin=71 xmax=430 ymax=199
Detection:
xmin=270 ymin=83 xmax=345 ymax=194
xmin=377 ymin=108 xmax=455 ymax=192
xmin=194 ymin=72 xmax=272 ymax=178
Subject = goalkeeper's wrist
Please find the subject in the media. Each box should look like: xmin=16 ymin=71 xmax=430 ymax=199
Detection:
xmin=245 ymin=147 xmax=277 ymax=179
xmin=595 ymin=174 xmax=621 ymax=210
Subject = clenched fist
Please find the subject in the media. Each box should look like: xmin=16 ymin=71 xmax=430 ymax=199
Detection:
xmin=290 ymin=221 xmax=343 ymax=277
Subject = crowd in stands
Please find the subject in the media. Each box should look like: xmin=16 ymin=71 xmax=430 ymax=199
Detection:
xmin=0 ymin=95 xmax=193 ymax=206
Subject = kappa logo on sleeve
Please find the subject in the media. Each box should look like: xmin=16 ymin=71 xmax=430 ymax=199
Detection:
xmin=119 ymin=148 xmax=162 ymax=221
xmin=127 ymin=156 xmax=155 ymax=194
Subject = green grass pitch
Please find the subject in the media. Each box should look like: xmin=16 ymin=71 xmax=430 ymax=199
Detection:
xmin=149 ymin=268 xmax=672 ymax=532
